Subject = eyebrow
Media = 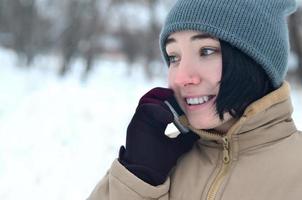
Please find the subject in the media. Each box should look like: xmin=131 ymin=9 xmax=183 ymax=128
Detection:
xmin=166 ymin=33 xmax=218 ymax=46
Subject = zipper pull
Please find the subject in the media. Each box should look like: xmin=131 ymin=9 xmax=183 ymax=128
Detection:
xmin=222 ymin=137 xmax=230 ymax=164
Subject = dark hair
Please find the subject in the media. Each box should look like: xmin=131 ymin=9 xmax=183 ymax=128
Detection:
xmin=216 ymin=40 xmax=275 ymax=120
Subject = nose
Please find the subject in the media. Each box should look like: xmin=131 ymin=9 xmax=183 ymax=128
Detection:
xmin=173 ymin=57 xmax=201 ymax=87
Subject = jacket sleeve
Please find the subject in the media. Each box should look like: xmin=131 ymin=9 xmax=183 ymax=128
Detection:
xmin=87 ymin=159 xmax=170 ymax=200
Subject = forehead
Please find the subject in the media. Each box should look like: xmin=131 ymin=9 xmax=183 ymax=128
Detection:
xmin=166 ymin=31 xmax=219 ymax=46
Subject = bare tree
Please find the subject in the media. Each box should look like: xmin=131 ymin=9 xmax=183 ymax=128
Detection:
xmin=143 ymin=0 xmax=163 ymax=79
xmin=4 ymin=0 xmax=38 ymax=66
xmin=59 ymin=0 xmax=105 ymax=78
xmin=59 ymin=0 xmax=83 ymax=76
xmin=0 ymin=0 xmax=175 ymax=78
xmin=289 ymin=6 xmax=302 ymax=84
xmin=79 ymin=0 xmax=102 ymax=81
xmin=0 ymin=0 xmax=52 ymax=66
xmin=109 ymin=0 xmax=164 ymax=78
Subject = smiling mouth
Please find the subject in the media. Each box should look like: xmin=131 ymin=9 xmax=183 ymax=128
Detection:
xmin=185 ymin=95 xmax=215 ymax=106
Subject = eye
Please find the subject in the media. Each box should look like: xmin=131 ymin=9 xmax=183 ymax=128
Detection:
xmin=200 ymin=47 xmax=218 ymax=57
xmin=168 ymin=55 xmax=180 ymax=64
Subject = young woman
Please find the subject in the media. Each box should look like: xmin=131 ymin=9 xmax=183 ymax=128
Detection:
xmin=88 ymin=0 xmax=302 ymax=199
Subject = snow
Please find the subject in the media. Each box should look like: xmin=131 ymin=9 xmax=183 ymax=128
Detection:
xmin=0 ymin=48 xmax=167 ymax=200
xmin=0 ymin=47 xmax=301 ymax=200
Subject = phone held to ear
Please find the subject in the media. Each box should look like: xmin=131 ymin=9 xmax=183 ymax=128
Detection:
xmin=164 ymin=100 xmax=190 ymax=135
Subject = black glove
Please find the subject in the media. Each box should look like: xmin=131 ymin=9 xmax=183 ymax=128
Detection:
xmin=118 ymin=87 xmax=200 ymax=186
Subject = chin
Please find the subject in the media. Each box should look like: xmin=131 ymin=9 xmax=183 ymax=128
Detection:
xmin=188 ymin=116 xmax=218 ymax=130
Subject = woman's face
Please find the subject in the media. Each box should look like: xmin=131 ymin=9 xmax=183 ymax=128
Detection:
xmin=166 ymin=31 xmax=233 ymax=132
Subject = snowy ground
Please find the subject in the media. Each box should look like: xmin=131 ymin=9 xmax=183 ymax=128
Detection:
xmin=0 ymin=47 xmax=301 ymax=200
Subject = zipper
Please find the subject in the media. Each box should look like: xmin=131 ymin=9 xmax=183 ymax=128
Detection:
xmin=179 ymin=115 xmax=233 ymax=199
xmin=222 ymin=137 xmax=230 ymax=163
xmin=206 ymin=136 xmax=231 ymax=200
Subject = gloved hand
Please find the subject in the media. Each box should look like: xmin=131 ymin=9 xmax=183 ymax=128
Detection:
xmin=118 ymin=87 xmax=200 ymax=186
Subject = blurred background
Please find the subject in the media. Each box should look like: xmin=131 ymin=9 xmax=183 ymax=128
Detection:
xmin=0 ymin=0 xmax=301 ymax=199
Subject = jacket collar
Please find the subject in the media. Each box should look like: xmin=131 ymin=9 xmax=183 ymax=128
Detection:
xmin=180 ymin=82 xmax=297 ymax=150
xmin=231 ymin=81 xmax=297 ymax=151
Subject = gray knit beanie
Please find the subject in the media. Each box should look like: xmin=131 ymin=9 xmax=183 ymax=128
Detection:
xmin=160 ymin=0 xmax=297 ymax=88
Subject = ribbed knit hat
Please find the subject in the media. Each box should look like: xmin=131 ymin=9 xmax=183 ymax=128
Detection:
xmin=160 ymin=0 xmax=297 ymax=88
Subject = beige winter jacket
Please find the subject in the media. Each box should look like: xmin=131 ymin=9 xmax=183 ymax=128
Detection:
xmin=88 ymin=82 xmax=302 ymax=200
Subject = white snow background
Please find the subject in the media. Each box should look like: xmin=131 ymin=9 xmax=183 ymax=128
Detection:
xmin=0 ymin=47 xmax=301 ymax=200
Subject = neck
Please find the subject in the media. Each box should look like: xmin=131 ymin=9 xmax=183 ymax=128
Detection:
xmin=213 ymin=118 xmax=238 ymax=135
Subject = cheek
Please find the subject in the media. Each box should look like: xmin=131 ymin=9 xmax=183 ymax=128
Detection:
xmin=215 ymin=58 xmax=223 ymax=80
xmin=167 ymin=69 xmax=184 ymax=107
xmin=168 ymin=69 xmax=176 ymax=88
xmin=203 ymin=58 xmax=222 ymax=82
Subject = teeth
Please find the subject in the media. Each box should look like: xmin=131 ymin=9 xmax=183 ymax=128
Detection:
xmin=203 ymin=96 xmax=209 ymax=102
xmin=186 ymin=96 xmax=211 ymax=105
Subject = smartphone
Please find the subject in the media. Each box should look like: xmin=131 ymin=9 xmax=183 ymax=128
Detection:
xmin=164 ymin=100 xmax=190 ymax=134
